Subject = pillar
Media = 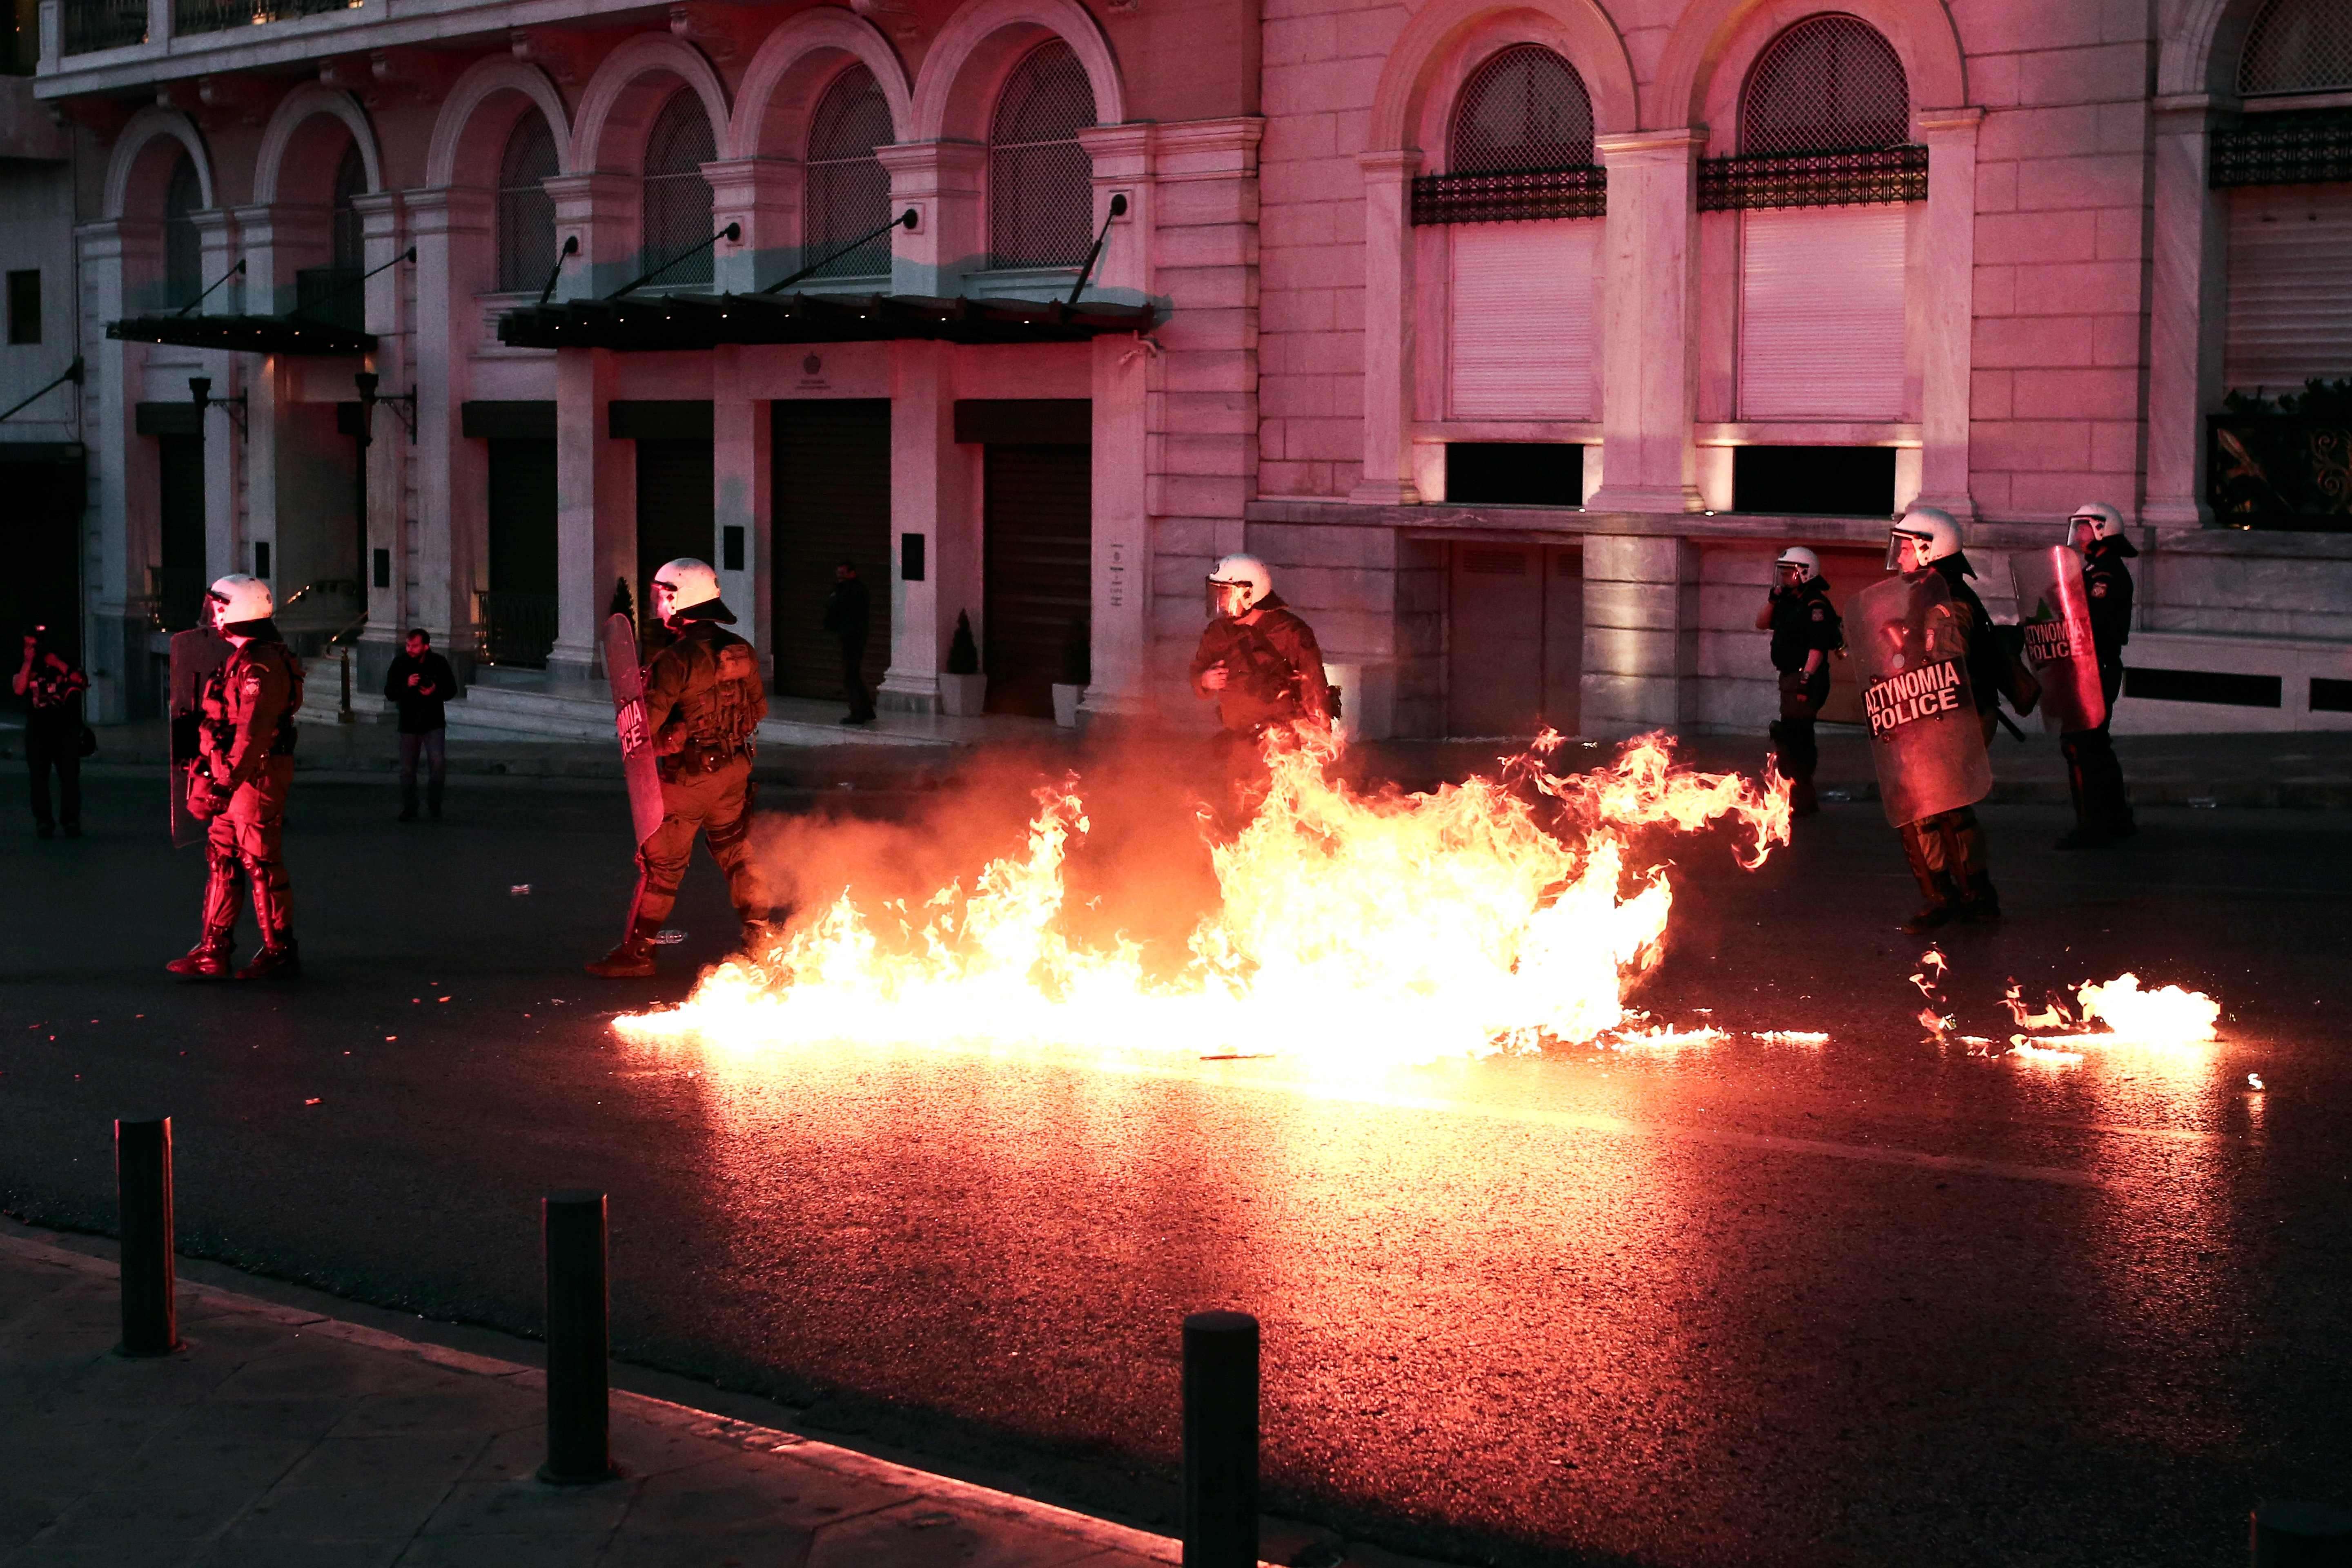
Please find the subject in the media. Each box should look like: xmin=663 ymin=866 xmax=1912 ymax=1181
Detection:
xmin=1581 ymin=533 xmax=1699 ymax=734
xmin=1915 ymin=107 xmax=1980 ymax=522
xmin=710 ymin=344 xmax=769 ymax=655
xmin=880 ymin=337 xmax=975 ymax=713
xmin=407 ymin=186 xmax=491 ymax=676
xmin=2145 ymin=94 xmax=2225 ymax=528
xmin=877 ymin=141 xmax=985 ymax=300
xmin=1588 ymin=129 xmax=1704 ymax=513
xmin=704 ymin=156 xmax=796 ymax=295
xmin=551 ymin=347 xmax=628 ymax=682
xmin=1351 ymin=149 xmax=1420 ymax=505
xmin=75 ymin=218 xmax=157 ymax=721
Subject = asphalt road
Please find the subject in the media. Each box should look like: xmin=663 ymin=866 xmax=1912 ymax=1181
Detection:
xmin=2 ymin=757 xmax=2347 ymax=1568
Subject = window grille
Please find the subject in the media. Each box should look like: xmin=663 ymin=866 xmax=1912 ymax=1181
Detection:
xmin=642 ymin=89 xmax=717 ymax=290
xmin=331 ymin=143 xmax=367 ymax=270
xmin=1740 ymin=14 xmax=1910 ymax=156
xmin=163 ymin=154 xmax=202 ymax=309
xmin=989 ymin=41 xmax=1096 ymax=270
xmin=1450 ymin=45 xmax=1594 ymax=173
xmin=497 ymin=115 xmax=561 ymax=293
xmin=2239 ymin=0 xmax=2352 ymax=96
xmin=804 ymin=66 xmax=895 ymax=280
xmin=2212 ymin=107 xmax=2352 ymax=187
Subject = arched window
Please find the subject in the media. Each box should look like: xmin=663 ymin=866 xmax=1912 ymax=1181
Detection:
xmin=642 ymin=89 xmax=717 ymax=288
xmin=2238 ymin=0 xmax=2352 ymax=96
xmin=1740 ymin=14 xmax=1909 ymax=156
xmin=497 ymin=113 xmax=560 ymax=293
xmin=988 ymin=41 xmax=1096 ymax=270
xmin=1450 ymin=45 xmax=1593 ymax=174
xmin=804 ymin=66 xmax=894 ymax=281
xmin=331 ymin=142 xmax=367 ymax=270
xmin=163 ymin=152 xmax=202 ymax=308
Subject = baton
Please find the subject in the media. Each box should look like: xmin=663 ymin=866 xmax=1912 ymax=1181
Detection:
xmin=1993 ymin=709 xmax=2026 ymax=743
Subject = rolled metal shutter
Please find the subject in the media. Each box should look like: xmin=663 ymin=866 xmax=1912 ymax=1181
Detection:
xmin=1448 ymin=220 xmax=1599 ymax=420
xmin=633 ymin=438 xmax=714 ymax=638
xmin=2224 ymin=183 xmax=2352 ymax=395
xmin=1738 ymin=205 xmax=1906 ymax=419
xmin=772 ymin=400 xmax=891 ymax=700
xmin=982 ymin=443 xmax=1091 ymax=718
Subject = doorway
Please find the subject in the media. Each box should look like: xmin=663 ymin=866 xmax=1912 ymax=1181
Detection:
xmin=485 ymin=438 xmax=558 ymax=666
xmin=156 ymin=432 xmax=206 ymax=633
xmin=1445 ymin=541 xmax=1581 ymax=737
xmin=981 ymin=443 xmax=1091 ymax=718
xmin=771 ymin=400 xmax=891 ymax=701
xmin=633 ymin=437 xmax=714 ymax=647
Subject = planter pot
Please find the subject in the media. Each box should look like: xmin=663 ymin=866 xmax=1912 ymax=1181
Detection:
xmin=1051 ymin=682 xmax=1083 ymax=729
xmin=938 ymin=672 xmax=988 ymax=717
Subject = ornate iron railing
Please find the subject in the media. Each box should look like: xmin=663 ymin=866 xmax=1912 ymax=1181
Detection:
xmin=174 ymin=0 xmax=354 ymax=36
xmin=476 ymin=590 xmax=557 ymax=668
xmin=2210 ymin=108 xmax=2352 ymax=188
xmin=2207 ymin=383 xmax=2352 ymax=529
xmin=61 ymin=0 xmax=145 ymax=53
xmin=1697 ymin=144 xmax=1927 ymax=212
xmin=1411 ymin=166 xmax=1606 ymax=225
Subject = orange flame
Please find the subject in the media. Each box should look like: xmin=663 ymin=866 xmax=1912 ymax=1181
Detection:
xmin=615 ymin=731 xmax=1791 ymax=1069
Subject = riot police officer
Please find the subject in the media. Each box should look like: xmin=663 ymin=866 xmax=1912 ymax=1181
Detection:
xmin=1755 ymin=546 xmax=1840 ymax=816
xmin=165 ymin=574 xmax=305 ymax=980
xmin=1190 ymin=553 xmax=1332 ymax=822
xmin=2057 ymin=501 xmax=2137 ymax=849
xmin=586 ymin=558 xmax=773 ymax=978
xmin=1885 ymin=508 xmax=2002 ymax=932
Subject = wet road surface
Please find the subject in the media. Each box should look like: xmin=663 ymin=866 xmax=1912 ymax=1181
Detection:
xmin=2 ymin=765 xmax=2347 ymax=1567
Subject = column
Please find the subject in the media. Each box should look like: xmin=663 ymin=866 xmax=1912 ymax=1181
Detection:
xmin=76 ymin=218 xmax=157 ymax=722
xmin=2144 ymin=94 xmax=2224 ymax=528
xmin=1588 ymin=129 xmax=1704 ymax=513
xmin=704 ymin=156 xmax=797 ymax=294
xmin=190 ymin=207 xmax=243 ymax=588
xmin=551 ymin=346 xmax=628 ymax=682
xmin=709 ymin=344 xmax=769 ymax=655
xmin=356 ymin=189 xmax=409 ymax=681
xmin=1351 ymin=149 xmax=1420 ymax=505
xmin=1581 ymin=533 xmax=1698 ymax=735
xmin=879 ymin=337 xmax=975 ymax=713
xmin=406 ymin=186 xmax=492 ymax=677
xmin=1076 ymin=121 xmax=1157 ymax=721
xmin=543 ymin=172 xmax=638 ymax=303
xmin=877 ymin=141 xmax=985 ymax=300
xmin=1915 ymin=107 xmax=1980 ymax=522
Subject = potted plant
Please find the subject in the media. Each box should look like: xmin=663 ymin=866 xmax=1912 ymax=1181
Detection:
xmin=939 ymin=610 xmax=987 ymax=716
xmin=1051 ymin=617 xmax=1089 ymax=728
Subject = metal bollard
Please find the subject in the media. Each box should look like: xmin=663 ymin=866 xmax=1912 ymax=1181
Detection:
xmin=1182 ymin=1310 xmax=1259 ymax=1568
xmin=115 ymin=1117 xmax=181 ymax=1357
xmin=539 ymin=1190 xmax=614 ymax=1484
xmin=2252 ymin=1501 xmax=2352 ymax=1567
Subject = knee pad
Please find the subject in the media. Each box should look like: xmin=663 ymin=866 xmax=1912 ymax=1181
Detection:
xmin=706 ymin=815 xmax=751 ymax=852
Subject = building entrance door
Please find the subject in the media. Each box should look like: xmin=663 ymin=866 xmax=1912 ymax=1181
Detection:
xmin=484 ymin=438 xmax=557 ymax=666
xmin=634 ymin=437 xmax=714 ymax=646
xmin=156 ymin=432 xmax=206 ymax=632
xmin=981 ymin=443 xmax=1091 ymax=718
xmin=771 ymin=400 xmax=891 ymax=701
xmin=1445 ymin=541 xmax=1581 ymax=737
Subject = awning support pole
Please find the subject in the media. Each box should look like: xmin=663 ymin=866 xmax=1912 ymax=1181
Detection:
xmin=0 ymin=356 xmax=82 ymax=425
xmin=758 ymin=210 xmax=917 ymax=296
xmin=1065 ymin=194 xmax=1129 ymax=306
xmin=174 ymin=258 xmax=246 ymax=318
xmin=607 ymin=225 xmax=741 ymax=301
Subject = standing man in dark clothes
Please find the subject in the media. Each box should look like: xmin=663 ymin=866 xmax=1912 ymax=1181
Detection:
xmin=383 ymin=628 xmax=457 ymax=822
xmin=822 ymin=561 xmax=874 ymax=725
xmin=2056 ymin=501 xmax=2138 ymax=849
xmin=1189 ymin=553 xmax=1333 ymax=824
xmin=1754 ymin=546 xmax=1840 ymax=817
xmin=13 ymin=628 xmax=88 ymax=839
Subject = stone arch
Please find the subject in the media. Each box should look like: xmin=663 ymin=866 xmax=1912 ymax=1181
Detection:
xmin=1655 ymin=0 xmax=1966 ymax=138
xmin=910 ymin=0 xmax=1125 ymax=143
xmin=252 ymin=85 xmax=382 ymax=205
xmin=728 ymin=9 xmax=913 ymax=160
xmin=2159 ymin=0 xmax=2271 ymax=98
xmin=102 ymin=105 xmax=214 ymax=220
xmin=571 ymin=32 xmax=731 ymax=174
xmin=1370 ymin=0 xmax=1638 ymax=155
xmin=425 ymin=57 xmax=574 ymax=189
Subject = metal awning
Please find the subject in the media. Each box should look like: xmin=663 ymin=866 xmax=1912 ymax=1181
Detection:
xmin=494 ymin=291 xmax=1156 ymax=353
xmin=105 ymin=314 xmax=376 ymax=356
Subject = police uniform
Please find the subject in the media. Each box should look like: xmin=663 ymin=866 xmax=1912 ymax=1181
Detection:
xmin=1188 ymin=588 xmax=1332 ymax=825
xmin=2060 ymin=537 xmax=2137 ymax=846
xmin=1897 ymin=555 xmax=2001 ymax=929
xmin=591 ymin=608 xmax=771 ymax=973
xmin=1766 ymin=579 xmax=1840 ymax=815
xmin=171 ymin=626 xmax=304 ymax=978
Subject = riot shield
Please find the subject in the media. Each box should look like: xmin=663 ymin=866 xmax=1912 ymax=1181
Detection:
xmin=2009 ymin=546 xmax=2107 ymax=735
xmin=604 ymin=612 xmax=666 ymax=847
xmin=167 ymin=626 xmax=231 ymax=849
xmin=1849 ymin=571 xmax=1995 ymax=829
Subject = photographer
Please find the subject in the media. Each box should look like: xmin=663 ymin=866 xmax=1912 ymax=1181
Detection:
xmin=13 ymin=627 xmax=88 ymax=840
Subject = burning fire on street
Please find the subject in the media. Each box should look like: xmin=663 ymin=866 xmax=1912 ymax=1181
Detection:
xmin=615 ymin=732 xmax=1793 ymax=1069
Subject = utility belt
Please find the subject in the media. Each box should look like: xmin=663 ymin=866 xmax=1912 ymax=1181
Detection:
xmin=658 ymin=737 xmax=752 ymax=778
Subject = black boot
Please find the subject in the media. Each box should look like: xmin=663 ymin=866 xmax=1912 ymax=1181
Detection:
xmin=236 ymin=940 xmax=302 ymax=981
xmin=165 ymin=933 xmax=235 ymax=980
xmin=1899 ymin=822 xmax=1957 ymax=933
xmin=586 ymin=920 xmax=662 ymax=978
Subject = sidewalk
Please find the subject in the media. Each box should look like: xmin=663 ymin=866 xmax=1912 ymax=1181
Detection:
xmin=0 ymin=1225 xmax=1219 ymax=1568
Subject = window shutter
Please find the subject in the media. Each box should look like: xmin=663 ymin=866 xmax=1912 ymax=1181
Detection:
xmin=1447 ymin=219 xmax=1599 ymax=420
xmin=1738 ymin=205 xmax=1905 ymax=420
xmin=2224 ymin=183 xmax=2352 ymax=394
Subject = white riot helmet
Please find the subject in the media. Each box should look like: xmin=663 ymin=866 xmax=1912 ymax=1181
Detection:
xmin=1206 ymin=552 xmax=1272 ymax=618
xmin=1886 ymin=506 xmax=1965 ymax=573
xmin=2067 ymin=500 xmax=2138 ymax=557
xmin=207 ymin=573 xmax=274 ymax=633
xmin=1774 ymin=546 xmax=1821 ymax=584
xmin=650 ymin=557 xmax=729 ymax=624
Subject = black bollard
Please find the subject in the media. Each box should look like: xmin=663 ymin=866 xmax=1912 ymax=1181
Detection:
xmin=2252 ymin=1501 xmax=2352 ymax=1567
xmin=1182 ymin=1310 xmax=1259 ymax=1568
xmin=115 ymin=1117 xmax=180 ymax=1357
xmin=539 ymin=1190 xmax=614 ymax=1484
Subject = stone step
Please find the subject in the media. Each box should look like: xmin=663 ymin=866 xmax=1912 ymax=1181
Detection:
xmin=456 ymin=681 xmax=950 ymax=749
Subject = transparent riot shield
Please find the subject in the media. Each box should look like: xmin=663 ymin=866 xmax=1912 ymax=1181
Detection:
xmin=1848 ymin=570 xmax=1995 ymax=829
xmin=167 ymin=626 xmax=231 ymax=849
xmin=2009 ymin=546 xmax=2108 ymax=735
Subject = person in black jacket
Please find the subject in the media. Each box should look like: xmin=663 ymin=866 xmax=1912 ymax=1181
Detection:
xmin=13 ymin=627 xmax=87 ymax=839
xmin=1886 ymin=508 xmax=2006 ymax=932
xmin=821 ymin=561 xmax=875 ymax=725
xmin=383 ymin=628 xmax=457 ymax=821
xmin=1755 ymin=546 xmax=1841 ymax=817
xmin=2056 ymin=502 xmax=2138 ymax=849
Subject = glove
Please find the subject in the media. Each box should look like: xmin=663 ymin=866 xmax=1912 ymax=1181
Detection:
xmin=187 ymin=774 xmax=228 ymax=820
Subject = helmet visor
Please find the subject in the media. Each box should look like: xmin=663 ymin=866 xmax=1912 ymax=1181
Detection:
xmin=1886 ymin=529 xmax=1921 ymax=572
xmin=1207 ymin=579 xmax=1252 ymax=619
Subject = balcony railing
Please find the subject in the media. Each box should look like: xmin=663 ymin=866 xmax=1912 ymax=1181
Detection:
xmin=60 ymin=0 xmax=144 ymax=54
xmin=2208 ymin=382 xmax=2352 ymax=531
xmin=476 ymin=590 xmax=557 ymax=669
xmin=174 ymin=0 xmax=354 ymax=38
